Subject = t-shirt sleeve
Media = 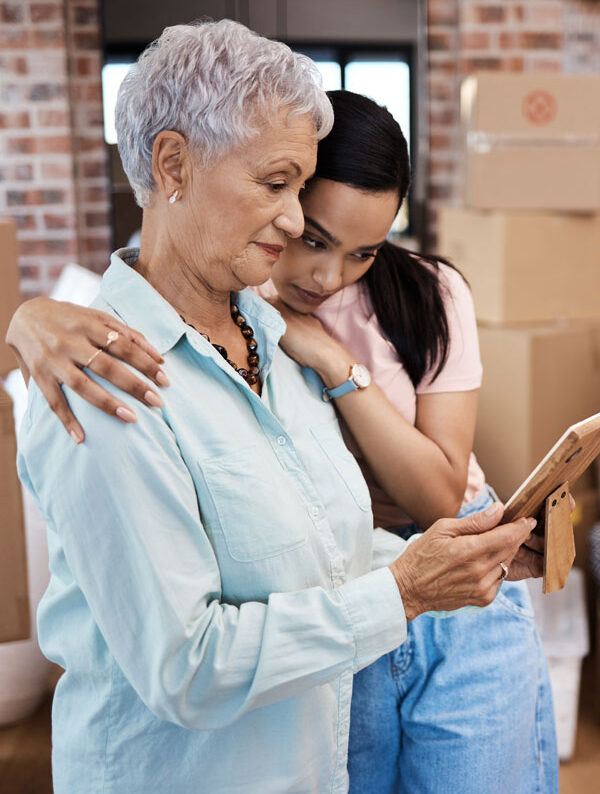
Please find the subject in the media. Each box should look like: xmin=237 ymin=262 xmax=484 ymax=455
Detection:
xmin=416 ymin=264 xmax=482 ymax=395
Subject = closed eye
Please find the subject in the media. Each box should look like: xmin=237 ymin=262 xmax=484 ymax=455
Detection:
xmin=352 ymin=251 xmax=378 ymax=262
xmin=301 ymin=234 xmax=326 ymax=250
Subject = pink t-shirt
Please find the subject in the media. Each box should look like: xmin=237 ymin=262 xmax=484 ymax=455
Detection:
xmin=257 ymin=261 xmax=486 ymax=528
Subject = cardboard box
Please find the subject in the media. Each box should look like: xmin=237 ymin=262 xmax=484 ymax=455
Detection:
xmin=438 ymin=207 xmax=600 ymax=324
xmin=460 ymin=73 xmax=600 ymax=210
xmin=0 ymin=385 xmax=29 ymax=642
xmin=474 ymin=321 xmax=600 ymax=501
xmin=0 ymin=218 xmax=21 ymax=376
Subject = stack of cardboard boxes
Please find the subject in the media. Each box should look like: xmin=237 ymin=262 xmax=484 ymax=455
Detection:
xmin=439 ymin=74 xmax=600 ymax=736
xmin=439 ymin=72 xmax=600 ymax=510
xmin=0 ymin=217 xmax=29 ymax=646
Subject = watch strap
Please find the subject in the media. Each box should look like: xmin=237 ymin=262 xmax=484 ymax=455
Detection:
xmin=323 ymin=377 xmax=358 ymax=401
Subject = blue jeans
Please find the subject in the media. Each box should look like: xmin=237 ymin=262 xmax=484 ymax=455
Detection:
xmin=348 ymin=487 xmax=558 ymax=794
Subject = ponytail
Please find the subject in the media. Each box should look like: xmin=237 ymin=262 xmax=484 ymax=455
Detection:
xmin=362 ymin=243 xmax=464 ymax=388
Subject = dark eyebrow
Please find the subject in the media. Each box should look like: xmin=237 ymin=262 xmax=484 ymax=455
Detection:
xmin=356 ymin=240 xmax=387 ymax=253
xmin=304 ymin=216 xmax=385 ymax=252
xmin=303 ymin=216 xmax=341 ymax=246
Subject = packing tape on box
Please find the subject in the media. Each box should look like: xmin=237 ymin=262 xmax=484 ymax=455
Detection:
xmin=467 ymin=131 xmax=600 ymax=154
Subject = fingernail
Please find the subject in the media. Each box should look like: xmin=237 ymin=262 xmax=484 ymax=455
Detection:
xmin=70 ymin=429 xmax=83 ymax=444
xmin=155 ymin=370 xmax=170 ymax=387
xmin=528 ymin=517 xmax=537 ymax=530
xmin=144 ymin=390 xmax=163 ymax=408
xmin=116 ymin=406 xmax=137 ymax=423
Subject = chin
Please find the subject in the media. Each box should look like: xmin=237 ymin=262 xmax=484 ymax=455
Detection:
xmin=243 ymin=267 xmax=275 ymax=288
xmin=234 ymin=257 xmax=275 ymax=289
xmin=280 ymin=291 xmax=314 ymax=314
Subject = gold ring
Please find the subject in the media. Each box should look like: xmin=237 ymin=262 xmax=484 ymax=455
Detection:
xmin=85 ymin=348 xmax=102 ymax=368
xmin=85 ymin=331 xmax=119 ymax=369
xmin=104 ymin=330 xmax=119 ymax=349
xmin=498 ymin=561 xmax=508 ymax=581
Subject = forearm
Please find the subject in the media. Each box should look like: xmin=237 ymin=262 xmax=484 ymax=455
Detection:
xmin=19 ymin=376 xmax=406 ymax=730
xmin=317 ymin=347 xmax=465 ymax=526
xmin=338 ymin=387 xmax=464 ymax=525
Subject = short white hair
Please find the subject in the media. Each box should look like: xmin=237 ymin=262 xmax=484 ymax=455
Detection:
xmin=115 ymin=19 xmax=334 ymax=207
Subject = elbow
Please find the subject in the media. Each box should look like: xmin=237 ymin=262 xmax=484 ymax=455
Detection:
xmin=441 ymin=470 xmax=468 ymax=520
xmin=141 ymin=655 xmax=248 ymax=732
xmin=445 ymin=487 xmax=464 ymax=520
xmin=423 ymin=483 xmax=465 ymax=526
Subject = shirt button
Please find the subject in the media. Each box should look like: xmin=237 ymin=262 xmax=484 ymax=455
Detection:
xmin=310 ymin=505 xmax=320 ymax=518
xmin=277 ymin=436 xmax=286 ymax=446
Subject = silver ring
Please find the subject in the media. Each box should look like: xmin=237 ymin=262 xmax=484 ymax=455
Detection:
xmin=498 ymin=561 xmax=508 ymax=581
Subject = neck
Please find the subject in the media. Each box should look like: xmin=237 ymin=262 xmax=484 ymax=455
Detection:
xmin=135 ymin=215 xmax=233 ymax=337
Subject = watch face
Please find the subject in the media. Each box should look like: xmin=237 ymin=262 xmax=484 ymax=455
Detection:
xmin=351 ymin=364 xmax=371 ymax=389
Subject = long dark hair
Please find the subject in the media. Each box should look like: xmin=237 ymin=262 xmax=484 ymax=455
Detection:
xmin=313 ymin=90 xmax=463 ymax=387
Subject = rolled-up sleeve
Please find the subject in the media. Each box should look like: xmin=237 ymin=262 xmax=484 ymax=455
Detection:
xmin=18 ymin=382 xmax=405 ymax=731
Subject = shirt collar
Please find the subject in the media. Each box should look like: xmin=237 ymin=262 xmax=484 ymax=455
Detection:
xmin=100 ymin=248 xmax=287 ymax=364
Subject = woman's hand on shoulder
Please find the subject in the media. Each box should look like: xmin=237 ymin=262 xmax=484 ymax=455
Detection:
xmin=268 ymin=297 xmax=353 ymax=385
xmin=6 ymin=297 xmax=169 ymax=443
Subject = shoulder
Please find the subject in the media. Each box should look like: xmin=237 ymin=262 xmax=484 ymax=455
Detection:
xmin=18 ymin=368 xmax=171 ymax=497
xmin=435 ymin=261 xmax=472 ymax=304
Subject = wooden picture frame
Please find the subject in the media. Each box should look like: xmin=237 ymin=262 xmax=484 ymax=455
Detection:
xmin=504 ymin=412 xmax=600 ymax=521
xmin=503 ymin=412 xmax=600 ymax=593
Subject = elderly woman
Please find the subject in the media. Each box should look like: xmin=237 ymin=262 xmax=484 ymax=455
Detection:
xmin=16 ymin=20 xmax=540 ymax=794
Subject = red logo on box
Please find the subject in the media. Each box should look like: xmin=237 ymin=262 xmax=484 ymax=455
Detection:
xmin=522 ymin=90 xmax=557 ymax=125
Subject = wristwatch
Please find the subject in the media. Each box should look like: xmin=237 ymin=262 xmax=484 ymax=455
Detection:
xmin=322 ymin=363 xmax=372 ymax=402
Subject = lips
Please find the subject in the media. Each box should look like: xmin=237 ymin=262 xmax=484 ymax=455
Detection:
xmin=255 ymin=242 xmax=284 ymax=259
xmin=291 ymin=285 xmax=332 ymax=306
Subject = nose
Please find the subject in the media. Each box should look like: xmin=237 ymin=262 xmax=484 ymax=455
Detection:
xmin=274 ymin=191 xmax=305 ymax=239
xmin=313 ymin=256 xmax=343 ymax=293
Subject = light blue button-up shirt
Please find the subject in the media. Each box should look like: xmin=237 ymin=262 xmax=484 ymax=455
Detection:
xmin=18 ymin=250 xmax=410 ymax=794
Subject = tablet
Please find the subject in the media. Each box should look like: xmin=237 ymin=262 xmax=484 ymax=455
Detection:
xmin=503 ymin=412 xmax=600 ymax=523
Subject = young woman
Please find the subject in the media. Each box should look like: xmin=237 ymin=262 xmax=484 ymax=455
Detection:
xmin=7 ymin=91 xmax=556 ymax=794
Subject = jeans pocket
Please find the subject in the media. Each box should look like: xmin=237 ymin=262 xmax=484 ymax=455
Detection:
xmin=493 ymin=582 xmax=536 ymax=621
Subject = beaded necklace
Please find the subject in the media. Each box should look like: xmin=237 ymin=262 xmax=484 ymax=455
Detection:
xmin=181 ymin=302 xmax=260 ymax=387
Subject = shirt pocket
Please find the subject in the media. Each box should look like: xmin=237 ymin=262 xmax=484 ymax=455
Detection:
xmin=198 ymin=446 xmax=308 ymax=563
xmin=310 ymin=421 xmax=372 ymax=512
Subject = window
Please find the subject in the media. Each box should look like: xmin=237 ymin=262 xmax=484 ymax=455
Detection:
xmin=291 ymin=44 xmax=414 ymax=236
xmin=102 ymin=62 xmax=134 ymax=145
xmin=100 ymin=42 xmax=415 ymax=241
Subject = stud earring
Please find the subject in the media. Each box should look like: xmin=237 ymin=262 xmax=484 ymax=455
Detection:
xmin=168 ymin=190 xmax=180 ymax=204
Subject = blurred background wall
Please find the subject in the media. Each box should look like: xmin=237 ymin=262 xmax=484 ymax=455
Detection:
xmin=3 ymin=1 xmax=600 ymax=299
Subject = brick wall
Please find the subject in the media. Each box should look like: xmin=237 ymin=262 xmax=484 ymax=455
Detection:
xmin=3 ymin=2 xmax=600 ymax=294
xmin=0 ymin=0 xmax=110 ymax=300
xmin=425 ymin=0 xmax=600 ymax=250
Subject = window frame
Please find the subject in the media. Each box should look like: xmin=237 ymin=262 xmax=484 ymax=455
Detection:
xmin=286 ymin=40 xmax=417 ymax=238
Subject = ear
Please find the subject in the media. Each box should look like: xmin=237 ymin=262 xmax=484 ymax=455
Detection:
xmin=151 ymin=131 xmax=188 ymax=201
